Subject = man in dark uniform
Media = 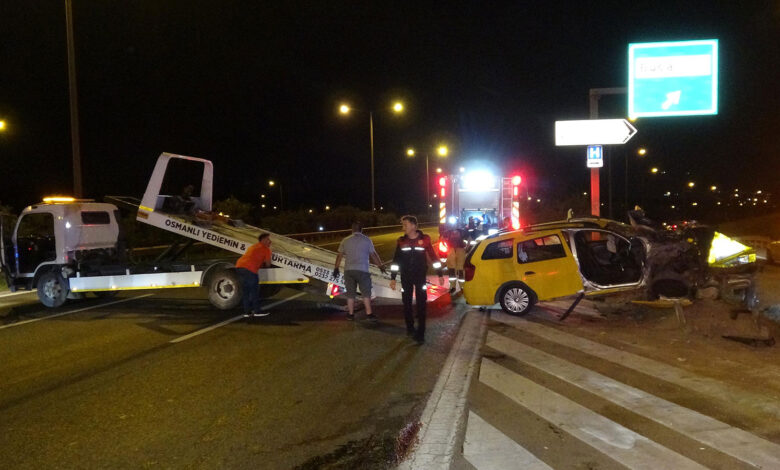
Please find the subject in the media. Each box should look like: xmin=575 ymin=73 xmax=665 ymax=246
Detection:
xmin=389 ymin=215 xmax=444 ymax=344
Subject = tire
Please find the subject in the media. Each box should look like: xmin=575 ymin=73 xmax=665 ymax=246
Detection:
xmin=498 ymin=283 xmax=536 ymax=316
xmin=207 ymin=268 xmax=242 ymax=310
xmin=37 ymin=271 xmax=69 ymax=308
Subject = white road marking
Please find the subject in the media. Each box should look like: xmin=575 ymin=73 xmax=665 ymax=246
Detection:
xmin=464 ymin=410 xmax=553 ymax=470
xmin=0 ymin=294 xmax=155 ymax=331
xmin=493 ymin=312 xmax=780 ymax=421
xmin=487 ymin=330 xmax=780 ymax=469
xmin=0 ymin=290 xmax=36 ymax=299
xmin=480 ymin=358 xmax=707 ymax=469
xmin=170 ymin=291 xmax=307 ymax=343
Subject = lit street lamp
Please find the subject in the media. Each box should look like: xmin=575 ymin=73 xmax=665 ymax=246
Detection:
xmin=0 ymin=120 xmax=6 ymax=131
xmin=338 ymin=100 xmax=404 ymax=210
xmin=268 ymin=180 xmax=284 ymax=210
xmin=406 ymin=144 xmax=448 ymax=211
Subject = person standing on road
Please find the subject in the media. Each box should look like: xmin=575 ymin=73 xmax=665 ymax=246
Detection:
xmin=333 ymin=222 xmax=386 ymax=321
xmin=446 ymin=226 xmax=467 ymax=294
xmin=389 ymin=215 xmax=445 ymax=344
xmin=235 ymin=233 xmax=273 ymax=320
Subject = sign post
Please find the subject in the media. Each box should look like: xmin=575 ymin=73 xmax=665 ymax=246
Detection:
xmin=555 ymin=116 xmax=636 ymax=217
xmin=628 ymin=39 xmax=718 ymax=118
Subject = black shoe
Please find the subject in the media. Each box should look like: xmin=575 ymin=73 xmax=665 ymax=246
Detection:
xmin=406 ymin=327 xmax=416 ymax=337
xmin=365 ymin=314 xmax=379 ymax=323
xmin=449 ymin=287 xmax=456 ymax=293
xmin=346 ymin=313 xmax=355 ymax=321
xmin=413 ymin=334 xmax=425 ymax=345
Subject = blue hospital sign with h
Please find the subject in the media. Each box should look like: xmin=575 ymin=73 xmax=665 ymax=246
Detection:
xmin=587 ymin=145 xmax=603 ymax=168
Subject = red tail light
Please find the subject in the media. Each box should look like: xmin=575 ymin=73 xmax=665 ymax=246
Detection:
xmin=439 ymin=240 xmax=449 ymax=253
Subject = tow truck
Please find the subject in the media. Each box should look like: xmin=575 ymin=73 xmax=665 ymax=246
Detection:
xmin=0 ymin=153 xmax=447 ymax=308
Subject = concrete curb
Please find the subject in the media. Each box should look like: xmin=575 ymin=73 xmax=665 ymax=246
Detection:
xmin=397 ymin=309 xmax=487 ymax=469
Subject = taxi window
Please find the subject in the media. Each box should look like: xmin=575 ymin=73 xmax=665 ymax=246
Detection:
xmin=481 ymin=239 xmax=513 ymax=260
xmin=517 ymin=235 xmax=566 ymax=264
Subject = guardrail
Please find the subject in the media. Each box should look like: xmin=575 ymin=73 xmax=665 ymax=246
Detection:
xmin=286 ymin=222 xmax=438 ymax=244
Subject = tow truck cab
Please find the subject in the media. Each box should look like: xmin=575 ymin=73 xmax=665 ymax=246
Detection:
xmin=0 ymin=199 xmax=124 ymax=292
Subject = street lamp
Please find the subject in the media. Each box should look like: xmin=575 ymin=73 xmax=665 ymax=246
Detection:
xmin=0 ymin=120 xmax=6 ymax=131
xmin=637 ymin=148 xmax=647 ymax=156
xmin=407 ymin=144 xmax=448 ymax=211
xmin=338 ymin=100 xmax=405 ymax=210
xmin=268 ymin=180 xmax=284 ymax=210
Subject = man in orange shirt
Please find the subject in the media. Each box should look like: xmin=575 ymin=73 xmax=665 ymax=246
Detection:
xmin=235 ymin=233 xmax=273 ymax=319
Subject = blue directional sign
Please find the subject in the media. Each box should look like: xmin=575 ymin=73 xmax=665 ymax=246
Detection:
xmin=586 ymin=145 xmax=603 ymax=168
xmin=628 ymin=39 xmax=718 ymax=117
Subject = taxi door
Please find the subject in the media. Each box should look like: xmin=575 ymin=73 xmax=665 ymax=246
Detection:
xmin=514 ymin=231 xmax=582 ymax=301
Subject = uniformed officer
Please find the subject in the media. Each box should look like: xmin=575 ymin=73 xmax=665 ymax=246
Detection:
xmin=389 ymin=215 xmax=444 ymax=344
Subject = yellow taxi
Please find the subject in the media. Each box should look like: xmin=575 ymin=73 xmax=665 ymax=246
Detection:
xmin=462 ymin=218 xmax=648 ymax=315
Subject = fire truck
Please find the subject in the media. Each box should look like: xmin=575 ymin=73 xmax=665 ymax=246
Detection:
xmin=437 ymin=170 xmax=523 ymax=230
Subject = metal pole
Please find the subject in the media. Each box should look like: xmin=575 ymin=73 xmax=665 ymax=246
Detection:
xmin=589 ymin=91 xmax=600 ymax=217
xmin=369 ymin=111 xmax=375 ymax=211
xmin=608 ymin=148 xmax=613 ymax=219
xmin=624 ymin=149 xmax=628 ymax=215
xmin=65 ymin=0 xmax=83 ymax=197
xmin=425 ymin=153 xmax=430 ymax=212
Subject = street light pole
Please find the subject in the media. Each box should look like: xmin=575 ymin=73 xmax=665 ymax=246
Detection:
xmin=65 ymin=0 xmax=83 ymax=197
xmin=425 ymin=153 xmax=430 ymax=211
xmin=369 ymin=111 xmax=375 ymax=211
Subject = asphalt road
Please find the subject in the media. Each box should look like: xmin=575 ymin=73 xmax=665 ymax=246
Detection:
xmin=0 ymin=228 xmax=464 ymax=469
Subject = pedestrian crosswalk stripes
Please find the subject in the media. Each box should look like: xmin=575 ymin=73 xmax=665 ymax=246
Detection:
xmin=480 ymin=358 xmax=707 ymax=469
xmin=492 ymin=312 xmax=780 ymax=422
xmin=485 ymin=330 xmax=780 ymax=469
xmin=461 ymin=311 xmax=780 ymax=469
xmin=464 ymin=411 xmax=553 ymax=470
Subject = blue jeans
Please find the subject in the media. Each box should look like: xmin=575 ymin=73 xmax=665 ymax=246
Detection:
xmin=237 ymin=268 xmax=261 ymax=314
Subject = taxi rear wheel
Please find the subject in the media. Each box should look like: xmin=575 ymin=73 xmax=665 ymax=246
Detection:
xmin=498 ymin=283 xmax=535 ymax=316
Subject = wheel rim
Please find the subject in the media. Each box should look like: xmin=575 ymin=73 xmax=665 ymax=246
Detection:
xmin=504 ymin=287 xmax=529 ymax=313
xmin=43 ymin=278 xmax=62 ymax=300
xmin=215 ymin=278 xmax=236 ymax=300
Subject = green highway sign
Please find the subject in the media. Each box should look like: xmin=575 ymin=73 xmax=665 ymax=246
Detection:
xmin=628 ymin=39 xmax=718 ymax=117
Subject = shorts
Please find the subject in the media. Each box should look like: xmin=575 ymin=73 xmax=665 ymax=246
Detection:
xmin=447 ymin=248 xmax=466 ymax=270
xmin=344 ymin=270 xmax=372 ymax=299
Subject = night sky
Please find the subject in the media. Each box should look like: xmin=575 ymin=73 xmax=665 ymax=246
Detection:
xmin=1 ymin=1 xmax=778 ymax=220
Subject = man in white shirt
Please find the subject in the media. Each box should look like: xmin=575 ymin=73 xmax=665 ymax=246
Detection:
xmin=333 ymin=222 xmax=386 ymax=321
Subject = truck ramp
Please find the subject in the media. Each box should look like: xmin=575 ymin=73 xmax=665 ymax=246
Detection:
xmin=136 ymin=153 xmax=448 ymax=301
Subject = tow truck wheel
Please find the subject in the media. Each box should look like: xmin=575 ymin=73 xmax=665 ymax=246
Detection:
xmin=498 ymin=283 xmax=535 ymax=316
xmin=208 ymin=268 xmax=242 ymax=310
xmin=37 ymin=271 xmax=69 ymax=308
